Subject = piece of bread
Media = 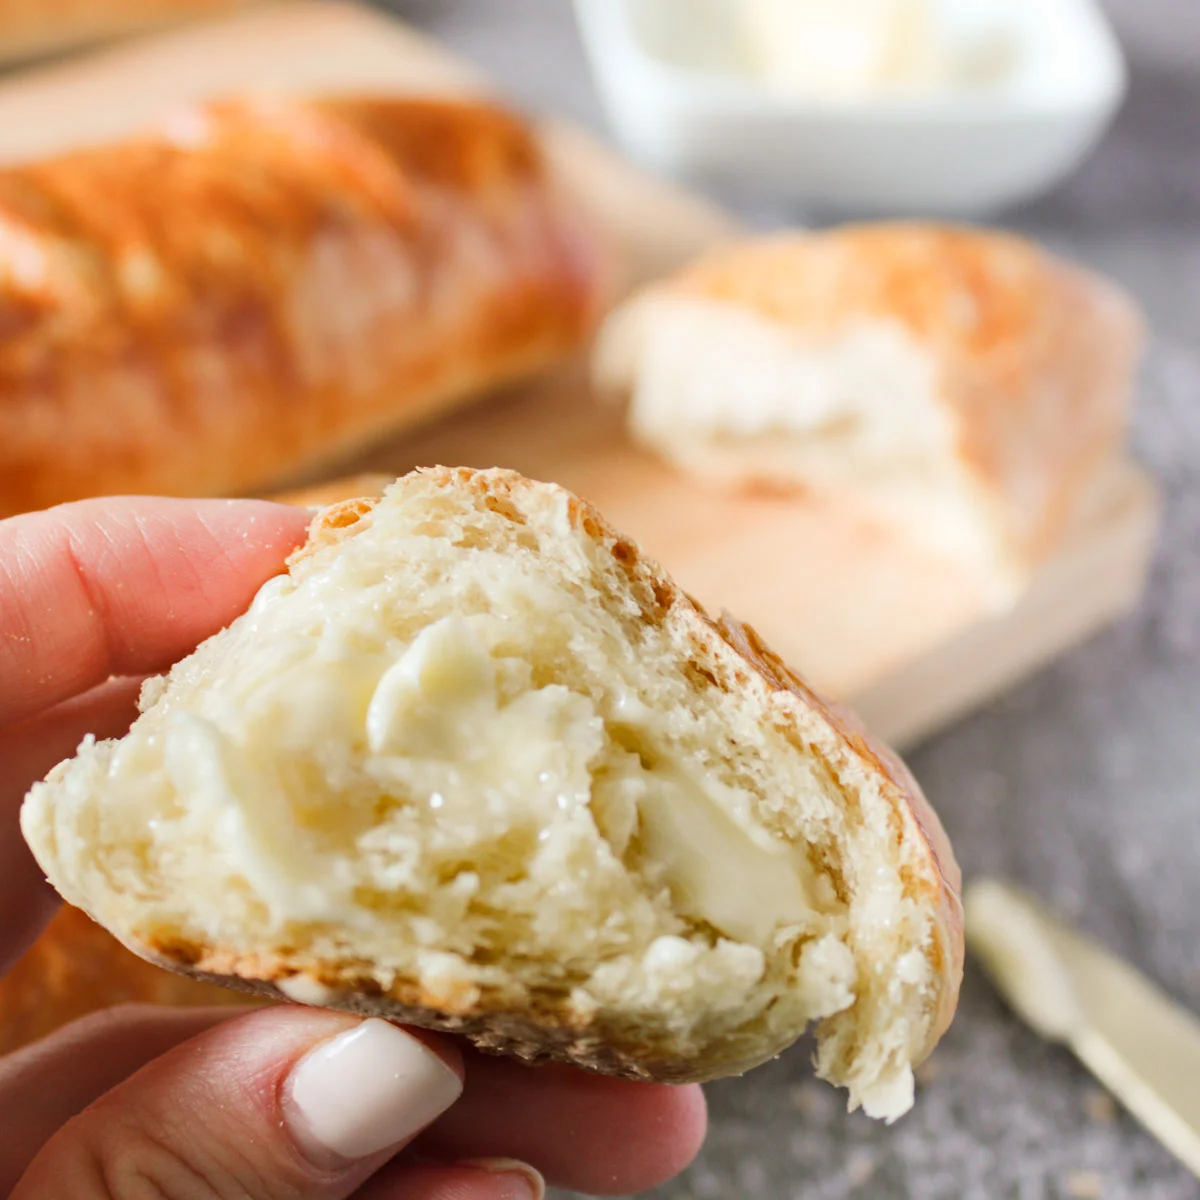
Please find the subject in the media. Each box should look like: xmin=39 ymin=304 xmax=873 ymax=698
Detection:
xmin=0 ymin=906 xmax=254 ymax=1056
xmin=594 ymin=224 xmax=1143 ymax=606
xmin=0 ymin=1 xmax=245 ymax=64
xmin=0 ymin=96 xmax=606 ymax=518
xmin=22 ymin=466 xmax=962 ymax=1119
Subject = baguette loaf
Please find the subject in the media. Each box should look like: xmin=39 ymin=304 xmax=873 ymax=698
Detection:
xmin=0 ymin=96 xmax=605 ymax=517
xmin=22 ymin=467 xmax=962 ymax=1119
xmin=0 ymin=0 xmax=244 ymax=63
xmin=269 ymin=472 xmax=394 ymax=510
xmin=595 ymin=224 xmax=1143 ymax=606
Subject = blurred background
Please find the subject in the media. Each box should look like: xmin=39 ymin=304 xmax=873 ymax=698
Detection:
xmin=2 ymin=1 xmax=1198 ymax=1197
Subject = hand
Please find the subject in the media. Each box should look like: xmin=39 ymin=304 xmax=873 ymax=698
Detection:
xmin=0 ymin=497 xmax=706 ymax=1199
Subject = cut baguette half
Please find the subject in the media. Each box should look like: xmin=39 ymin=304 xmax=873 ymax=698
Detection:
xmin=21 ymin=467 xmax=962 ymax=1119
xmin=594 ymin=224 xmax=1143 ymax=607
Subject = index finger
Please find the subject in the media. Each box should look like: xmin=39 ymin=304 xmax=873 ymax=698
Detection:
xmin=0 ymin=497 xmax=311 ymax=728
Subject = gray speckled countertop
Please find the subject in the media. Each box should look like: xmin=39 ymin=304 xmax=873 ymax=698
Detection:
xmin=389 ymin=3 xmax=1200 ymax=1196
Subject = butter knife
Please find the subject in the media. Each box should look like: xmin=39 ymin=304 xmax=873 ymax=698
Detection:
xmin=965 ymin=879 xmax=1200 ymax=1177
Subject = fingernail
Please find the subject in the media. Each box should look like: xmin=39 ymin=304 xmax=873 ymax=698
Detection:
xmin=286 ymin=1019 xmax=462 ymax=1163
xmin=461 ymin=1158 xmax=546 ymax=1200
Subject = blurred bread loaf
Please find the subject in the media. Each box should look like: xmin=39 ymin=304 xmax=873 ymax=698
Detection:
xmin=269 ymin=472 xmax=393 ymax=510
xmin=0 ymin=0 xmax=244 ymax=63
xmin=22 ymin=466 xmax=962 ymax=1119
xmin=0 ymin=906 xmax=253 ymax=1055
xmin=0 ymin=95 xmax=606 ymax=517
xmin=595 ymin=224 xmax=1143 ymax=605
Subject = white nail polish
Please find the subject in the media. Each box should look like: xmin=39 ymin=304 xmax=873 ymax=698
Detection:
xmin=461 ymin=1157 xmax=547 ymax=1200
xmin=287 ymin=1019 xmax=462 ymax=1162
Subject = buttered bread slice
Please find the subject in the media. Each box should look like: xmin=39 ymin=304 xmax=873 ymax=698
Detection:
xmin=22 ymin=467 xmax=962 ymax=1120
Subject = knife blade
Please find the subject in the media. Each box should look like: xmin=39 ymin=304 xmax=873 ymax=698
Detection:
xmin=965 ymin=879 xmax=1200 ymax=1178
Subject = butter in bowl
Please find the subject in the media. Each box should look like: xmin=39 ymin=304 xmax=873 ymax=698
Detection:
xmin=573 ymin=0 xmax=1127 ymax=215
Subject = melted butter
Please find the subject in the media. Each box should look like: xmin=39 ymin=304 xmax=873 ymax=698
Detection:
xmin=363 ymin=617 xmax=605 ymax=822
xmin=163 ymin=712 xmax=343 ymax=924
xmin=630 ymin=763 xmax=819 ymax=945
xmin=366 ymin=616 xmax=496 ymax=757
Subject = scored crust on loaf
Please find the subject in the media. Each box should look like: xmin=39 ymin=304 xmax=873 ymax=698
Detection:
xmin=594 ymin=224 xmax=1143 ymax=606
xmin=0 ymin=95 xmax=607 ymax=517
xmin=22 ymin=467 xmax=962 ymax=1119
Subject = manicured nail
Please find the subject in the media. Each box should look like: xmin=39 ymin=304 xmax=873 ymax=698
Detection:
xmin=461 ymin=1158 xmax=546 ymax=1200
xmin=287 ymin=1019 xmax=462 ymax=1162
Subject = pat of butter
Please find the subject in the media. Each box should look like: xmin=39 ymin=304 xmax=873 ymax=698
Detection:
xmin=737 ymin=0 xmax=1016 ymax=99
xmin=366 ymin=616 xmax=496 ymax=758
xmin=740 ymin=0 xmax=945 ymax=98
xmin=635 ymin=764 xmax=818 ymax=945
xmin=363 ymin=615 xmax=606 ymax=831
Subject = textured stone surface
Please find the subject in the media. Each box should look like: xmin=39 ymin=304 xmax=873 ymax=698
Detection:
xmin=388 ymin=3 xmax=1200 ymax=1195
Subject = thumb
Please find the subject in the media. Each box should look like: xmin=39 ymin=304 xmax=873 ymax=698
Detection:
xmin=12 ymin=1007 xmax=464 ymax=1200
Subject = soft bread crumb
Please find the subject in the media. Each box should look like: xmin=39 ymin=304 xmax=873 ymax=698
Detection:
xmin=22 ymin=467 xmax=961 ymax=1118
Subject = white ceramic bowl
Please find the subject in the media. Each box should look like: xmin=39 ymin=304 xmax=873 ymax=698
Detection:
xmin=573 ymin=0 xmax=1128 ymax=217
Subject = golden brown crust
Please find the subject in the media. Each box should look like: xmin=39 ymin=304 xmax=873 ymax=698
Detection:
xmin=639 ymin=224 xmax=1143 ymax=570
xmin=286 ymin=493 xmax=383 ymax=566
xmin=130 ymin=940 xmax=728 ymax=1083
xmin=0 ymin=97 xmax=605 ymax=517
xmin=118 ymin=466 xmax=963 ymax=1082
xmin=0 ymin=0 xmax=243 ymax=63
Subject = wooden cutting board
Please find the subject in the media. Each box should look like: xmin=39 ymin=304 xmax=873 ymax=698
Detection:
xmin=0 ymin=0 xmax=1159 ymax=748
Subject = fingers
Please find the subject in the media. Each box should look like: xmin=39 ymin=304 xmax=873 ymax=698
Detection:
xmin=0 ymin=1005 xmax=674 ymax=1200
xmin=0 ymin=1004 xmax=243 ymax=1194
xmin=417 ymin=1053 xmax=708 ymax=1197
xmin=0 ymin=677 xmax=143 ymax=972
xmin=0 ymin=497 xmax=311 ymax=728
xmin=353 ymin=1160 xmax=545 ymax=1200
xmin=11 ymin=1008 xmax=464 ymax=1200
xmin=1 ymin=1006 xmax=705 ymax=1200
